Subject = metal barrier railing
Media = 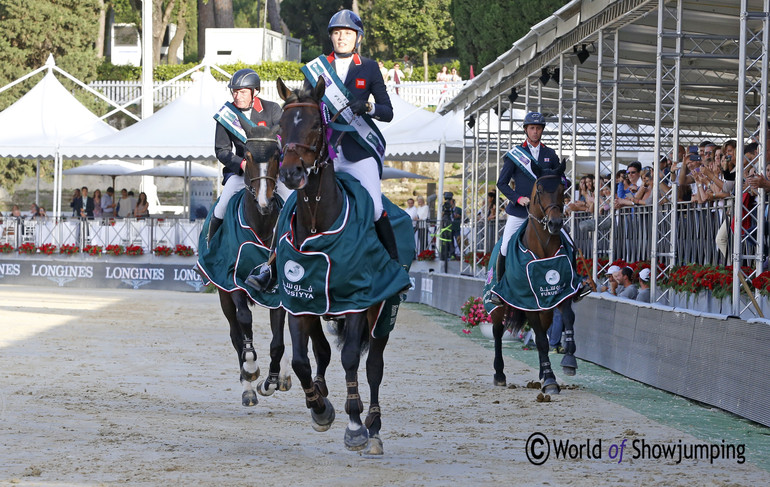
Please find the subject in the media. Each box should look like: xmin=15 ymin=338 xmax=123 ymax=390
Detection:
xmin=570 ymin=199 xmax=744 ymax=267
xmin=0 ymin=216 xmax=203 ymax=254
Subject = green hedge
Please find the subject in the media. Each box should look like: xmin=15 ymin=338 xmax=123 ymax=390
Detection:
xmin=96 ymin=61 xmax=305 ymax=81
xmin=96 ymin=59 xmax=461 ymax=83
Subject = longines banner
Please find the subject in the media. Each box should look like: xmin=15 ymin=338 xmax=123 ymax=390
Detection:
xmin=0 ymin=257 xmax=207 ymax=292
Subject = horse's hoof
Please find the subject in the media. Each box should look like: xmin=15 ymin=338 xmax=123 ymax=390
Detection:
xmin=311 ymin=397 xmax=335 ymax=432
xmin=493 ymin=375 xmax=507 ymax=387
xmin=279 ymin=375 xmax=292 ymax=392
xmin=362 ymin=435 xmax=384 ymax=457
xmin=345 ymin=424 xmax=369 ymax=451
xmin=561 ymin=354 xmax=577 ymax=376
xmin=542 ymin=378 xmax=560 ymax=395
xmin=242 ymin=390 xmax=258 ymax=407
xmin=256 ymin=379 xmax=276 ymax=397
xmin=240 ymin=365 xmax=260 ymax=383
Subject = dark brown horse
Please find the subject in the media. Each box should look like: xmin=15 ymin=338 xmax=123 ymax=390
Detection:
xmin=489 ymin=163 xmax=580 ymax=395
xmin=274 ymin=77 xmax=391 ymax=456
xmin=215 ymin=124 xmax=291 ymax=406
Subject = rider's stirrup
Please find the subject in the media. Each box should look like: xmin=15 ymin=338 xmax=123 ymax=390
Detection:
xmin=245 ymin=262 xmax=276 ymax=291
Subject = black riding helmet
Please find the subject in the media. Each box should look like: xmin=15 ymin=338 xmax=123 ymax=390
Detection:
xmin=228 ymin=68 xmax=261 ymax=91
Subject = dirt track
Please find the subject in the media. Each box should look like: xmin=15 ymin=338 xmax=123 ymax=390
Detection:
xmin=0 ymin=285 xmax=766 ymax=486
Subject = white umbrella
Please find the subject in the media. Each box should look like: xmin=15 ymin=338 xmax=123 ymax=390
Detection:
xmin=382 ymin=166 xmax=431 ymax=180
xmin=62 ymin=159 xmax=146 ymax=188
xmin=129 ymin=161 xmax=218 ymax=178
xmin=130 ymin=161 xmax=219 ymax=219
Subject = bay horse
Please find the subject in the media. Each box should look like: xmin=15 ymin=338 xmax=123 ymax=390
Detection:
xmin=210 ymin=124 xmax=291 ymax=406
xmin=274 ymin=77 xmax=393 ymax=456
xmin=489 ymin=162 xmax=580 ymax=395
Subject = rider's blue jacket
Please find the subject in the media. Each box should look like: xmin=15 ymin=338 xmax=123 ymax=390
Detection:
xmin=214 ymin=97 xmax=282 ymax=184
xmin=305 ymin=53 xmax=393 ymax=163
xmin=497 ymin=141 xmax=562 ymax=219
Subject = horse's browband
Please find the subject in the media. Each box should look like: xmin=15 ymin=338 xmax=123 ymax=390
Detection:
xmin=283 ymin=102 xmax=320 ymax=110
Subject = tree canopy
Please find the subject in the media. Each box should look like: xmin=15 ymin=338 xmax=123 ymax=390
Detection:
xmin=365 ymin=0 xmax=453 ymax=80
xmin=452 ymin=0 xmax=567 ymax=79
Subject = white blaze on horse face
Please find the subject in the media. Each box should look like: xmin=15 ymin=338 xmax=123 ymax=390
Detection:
xmin=293 ymin=110 xmax=302 ymax=127
xmin=258 ymin=164 xmax=269 ymax=209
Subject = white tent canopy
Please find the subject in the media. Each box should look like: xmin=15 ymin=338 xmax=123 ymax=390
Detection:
xmin=0 ymin=70 xmax=117 ymax=159
xmin=61 ymin=68 xmax=229 ymax=160
xmin=0 ymin=57 xmax=119 ymax=217
xmin=130 ymin=161 xmax=218 ymax=178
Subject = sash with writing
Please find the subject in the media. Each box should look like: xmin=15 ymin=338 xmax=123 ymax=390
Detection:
xmin=213 ymin=102 xmax=256 ymax=143
xmin=302 ymin=55 xmax=386 ymax=168
xmin=505 ymin=145 xmax=539 ymax=181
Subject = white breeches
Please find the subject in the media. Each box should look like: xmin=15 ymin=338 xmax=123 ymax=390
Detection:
xmin=335 ymin=150 xmax=383 ymax=221
xmin=500 ymin=214 xmax=526 ymax=256
xmin=213 ymin=175 xmax=292 ymax=220
xmin=213 ymin=175 xmax=245 ymax=219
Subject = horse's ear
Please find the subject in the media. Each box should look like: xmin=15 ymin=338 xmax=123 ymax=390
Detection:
xmin=314 ymin=75 xmax=325 ymax=101
xmin=558 ymin=157 xmax=567 ymax=174
xmin=270 ymin=125 xmax=280 ymax=137
xmin=276 ymin=77 xmax=292 ymax=102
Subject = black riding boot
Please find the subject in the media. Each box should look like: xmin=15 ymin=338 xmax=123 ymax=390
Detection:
xmin=207 ymin=216 xmax=223 ymax=245
xmin=374 ymin=213 xmax=399 ymax=262
xmin=245 ymin=232 xmax=278 ymax=292
xmin=496 ymin=253 xmax=506 ymax=283
xmin=490 ymin=253 xmax=506 ymax=305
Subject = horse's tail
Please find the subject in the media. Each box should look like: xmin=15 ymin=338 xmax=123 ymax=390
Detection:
xmin=327 ymin=317 xmax=370 ymax=355
xmin=504 ymin=307 xmax=528 ymax=335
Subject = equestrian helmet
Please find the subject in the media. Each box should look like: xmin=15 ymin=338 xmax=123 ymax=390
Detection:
xmin=228 ymin=69 xmax=261 ymax=91
xmin=523 ymin=111 xmax=547 ymax=128
xmin=328 ymin=9 xmax=364 ymax=39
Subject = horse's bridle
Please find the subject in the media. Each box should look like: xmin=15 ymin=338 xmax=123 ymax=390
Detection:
xmin=244 ymin=136 xmax=280 ymax=206
xmin=280 ymin=102 xmax=329 ymax=175
xmin=527 ymin=175 xmax=564 ymax=232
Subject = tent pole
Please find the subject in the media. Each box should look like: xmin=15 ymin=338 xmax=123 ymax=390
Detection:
xmin=36 ymin=160 xmax=40 ymax=205
xmin=438 ymin=137 xmax=446 ymax=216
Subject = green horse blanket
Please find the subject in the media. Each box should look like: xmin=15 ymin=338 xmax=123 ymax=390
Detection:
xmin=484 ymin=220 xmax=581 ymax=313
xmin=276 ymin=173 xmax=413 ymax=337
xmin=196 ymin=189 xmax=281 ymax=309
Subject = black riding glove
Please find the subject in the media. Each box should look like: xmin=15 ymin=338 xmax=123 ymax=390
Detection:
xmin=349 ymin=99 xmax=371 ymax=115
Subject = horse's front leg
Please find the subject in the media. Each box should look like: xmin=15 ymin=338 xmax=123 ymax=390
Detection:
xmin=362 ymin=333 xmax=389 ymax=456
xmin=309 ymin=314 xmax=332 ymax=398
xmin=340 ymin=312 xmax=369 ymax=451
xmin=258 ymin=307 xmax=290 ymax=396
xmin=289 ymin=315 xmax=335 ymax=432
xmin=531 ymin=312 xmax=560 ymax=395
xmin=226 ymin=290 xmax=260 ymax=406
xmin=559 ymin=301 xmax=578 ymax=376
xmin=491 ymin=307 xmax=507 ymax=386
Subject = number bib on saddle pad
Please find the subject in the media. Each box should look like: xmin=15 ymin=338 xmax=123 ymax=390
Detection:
xmin=196 ymin=189 xmax=281 ymax=308
xmin=276 ymin=173 xmax=413 ymax=337
xmin=483 ymin=220 xmax=580 ymax=313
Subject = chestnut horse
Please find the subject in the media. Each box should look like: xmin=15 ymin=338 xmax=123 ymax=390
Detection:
xmin=489 ymin=162 xmax=580 ymax=395
xmin=274 ymin=77 xmax=395 ymax=456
